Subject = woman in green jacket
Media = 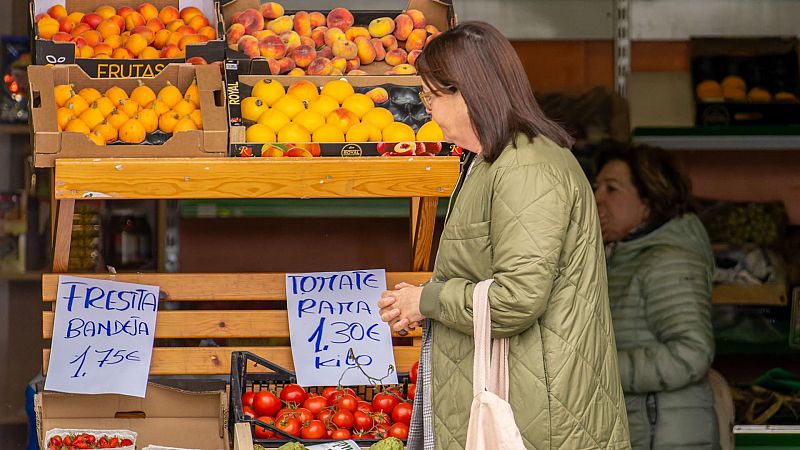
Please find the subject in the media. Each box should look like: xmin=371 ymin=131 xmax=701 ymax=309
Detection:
xmin=378 ymin=21 xmax=630 ymax=449
xmin=593 ymin=143 xmax=719 ymax=450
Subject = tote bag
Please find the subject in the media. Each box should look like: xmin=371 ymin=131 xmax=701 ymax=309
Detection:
xmin=465 ymin=279 xmax=527 ymax=450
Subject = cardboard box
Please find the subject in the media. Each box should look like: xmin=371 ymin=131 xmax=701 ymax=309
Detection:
xmin=690 ymin=37 xmax=800 ymax=125
xmin=222 ymin=0 xmax=456 ymax=75
xmin=36 ymin=382 xmax=227 ymax=450
xmin=31 ymin=0 xmax=225 ymax=78
xmin=29 ymin=63 xmax=228 ymax=167
xmin=225 ymin=60 xmax=453 ymax=157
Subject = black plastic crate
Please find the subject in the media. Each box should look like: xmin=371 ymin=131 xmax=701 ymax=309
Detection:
xmin=229 ymin=351 xmax=411 ymax=447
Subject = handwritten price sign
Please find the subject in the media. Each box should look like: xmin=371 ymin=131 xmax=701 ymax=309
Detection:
xmin=286 ymin=269 xmax=398 ymax=387
xmin=44 ymin=276 xmax=159 ymax=397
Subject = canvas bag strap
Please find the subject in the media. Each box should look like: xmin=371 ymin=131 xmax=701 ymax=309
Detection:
xmin=472 ymin=279 xmax=510 ymax=400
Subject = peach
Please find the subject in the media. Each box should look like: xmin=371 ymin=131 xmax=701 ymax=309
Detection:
xmin=380 ymin=34 xmax=398 ymax=51
xmin=311 ymin=26 xmax=327 ymax=48
xmin=260 ymin=2 xmax=284 ymax=20
xmin=71 ymin=23 xmax=91 ymax=37
xmin=266 ymin=57 xmax=281 ymax=75
xmin=96 ymin=5 xmax=117 ymax=19
xmin=52 ymin=31 xmax=72 ymax=42
xmin=237 ymin=35 xmax=260 ymax=58
xmin=159 ymin=43 xmax=180 ymax=58
xmin=330 ymin=68 xmax=343 ymax=76
xmin=176 ymin=25 xmax=197 ymax=36
xmin=159 ymin=6 xmax=179 ymax=24
xmin=290 ymin=44 xmax=316 ymax=68
xmin=365 ymin=87 xmax=389 ymax=104
xmin=230 ymin=11 xmax=242 ymax=23
xmin=58 ymin=17 xmax=75 ymax=33
xmin=179 ymin=34 xmax=207 ymax=50
xmin=77 ymin=45 xmax=94 ymax=58
xmin=368 ymin=17 xmax=395 ymax=38
xmin=426 ymin=34 xmax=438 ymax=45
xmin=139 ymin=46 xmax=160 ymax=59
xmin=67 ymin=11 xmax=85 ymax=23
xmin=405 ymin=29 xmax=426 ymax=52
xmin=80 ymin=29 xmax=103 ymax=46
xmin=93 ymin=42 xmax=113 ymax=56
xmin=253 ymin=29 xmax=276 ymax=40
xmin=48 ymin=5 xmax=68 ymax=19
xmin=307 ymin=57 xmax=333 ymax=76
xmin=226 ymin=23 xmax=246 ymax=49
xmin=138 ymin=3 xmax=159 ymax=21
xmin=108 ymin=14 xmax=125 ymax=31
xmin=355 ymin=36 xmax=376 ymax=65
xmin=259 ymin=35 xmax=285 ymax=58
xmin=385 ymin=48 xmax=407 ymax=66
xmin=34 ymin=13 xmax=48 ymax=23
xmin=407 ymin=49 xmax=421 ymax=65
xmin=309 ymin=11 xmax=326 ymax=28
xmin=347 ymin=70 xmax=368 ymax=75
xmin=185 ymin=56 xmax=206 ymax=64
xmin=124 ymin=32 xmax=148 ymax=55
xmin=425 ymin=25 xmax=440 ymax=35
xmin=277 ymin=57 xmax=296 ymax=74
xmin=392 ymin=63 xmax=417 ymax=75
xmin=94 ymin=19 xmax=118 ymax=39
xmin=280 ymin=31 xmax=301 ymax=51
xmin=124 ymin=12 xmax=145 ymax=31
xmin=187 ymin=15 xmax=208 ymax=32
xmin=113 ymin=47 xmax=135 ymax=58
xmin=393 ymin=14 xmax=413 ymax=41
xmin=317 ymin=46 xmax=333 ymax=60
xmin=131 ymin=26 xmax=155 ymax=44
xmin=406 ymin=9 xmax=426 ymax=29
xmin=237 ymin=8 xmax=264 ymax=35
xmin=117 ymin=6 xmax=134 ymax=18
xmin=293 ymin=11 xmax=312 ymax=37
xmin=345 ymin=58 xmax=360 ymax=72
xmin=82 ymin=13 xmax=104 ymax=29
xmin=370 ymin=38 xmax=386 ymax=61
xmin=324 ymin=27 xmax=346 ymax=48
xmin=327 ymin=8 xmax=354 ymax=31
xmin=287 ymin=68 xmax=306 ymax=76
xmin=300 ymin=36 xmax=315 ymax=48
xmin=105 ymin=34 xmax=122 ymax=49
xmin=332 ymin=39 xmax=357 ymax=60
xmin=198 ymin=25 xmax=216 ymax=41
xmin=327 ymin=108 xmax=359 ymax=132
xmin=331 ymin=56 xmax=346 ymax=72
xmin=179 ymin=7 xmax=203 ymax=23
xmin=268 ymin=15 xmax=293 ymax=34
xmin=166 ymin=19 xmax=185 ymax=32
xmin=345 ymin=26 xmax=370 ymax=42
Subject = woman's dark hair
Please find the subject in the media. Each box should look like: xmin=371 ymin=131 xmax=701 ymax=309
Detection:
xmin=594 ymin=142 xmax=695 ymax=227
xmin=414 ymin=21 xmax=573 ymax=162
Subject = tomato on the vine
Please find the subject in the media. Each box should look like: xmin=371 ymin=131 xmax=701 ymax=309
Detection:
xmin=280 ymin=384 xmax=308 ymax=405
xmin=301 ymin=419 xmax=327 ymax=439
xmin=331 ymin=409 xmax=355 ymax=429
xmin=353 ymin=410 xmax=374 ymax=431
xmin=276 ymin=416 xmax=301 ymax=437
xmin=336 ymin=393 xmax=359 ymax=413
xmin=304 ymin=395 xmax=329 ymax=417
xmin=389 ymin=422 xmax=410 ymax=439
xmin=407 ymin=383 xmax=416 ymax=401
xmin=392 ymin=402 xmax=413 ymax=425
xmin=331 ymin=428 xmax=352 ymax=440
xmin=242 ymin=391 xmax=256 ymax=409
xmin=317 ymin=408 xmax=333 ymax=425
xmin=372 ymin=392 xmax=400 ymax=414
xmin=242 ymin=405 xmax=257 ymax=420
xmin=253 ymin=390 xmax=281 ymax=417
xmin=357 ymin=400 xmax=373 ymax=412
xmin=253 ymin=416 xmax=276 ymax=439
xmin=371 ymin=411 xmax=391 ymax=427
xmin=410 ymin=360 xmax=419 ymax=384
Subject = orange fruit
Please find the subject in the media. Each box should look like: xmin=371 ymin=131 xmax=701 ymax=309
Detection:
xmin=251 ymin=79 xmax=285 ymax=106
xmin=320 ymin=80 xmax=355 ymax=104
xmin=382 ymin=122 xmax=415 ymax=142
xmin=135 ymin=108 xmax=159 ymax=133
xmin=119 ymin=119 xmax=146 ymax=143
xmin=130 ymin=81 xmax=156 ymax=107
xmin=184 ymin=79 xmax=200 ymax=107
xmin=157 ymin=81 xmax=182 ymax=107
xmin=245 ymin=124 xmax=276 ymax=143
xmin=88 ymin=130 xmax=106 ymax=146
xmin=287 ymin=80 xmax=319 ymax=103
xmin=416 ymin=120 xmax=444 ymax=141
xmin=158 ymin=112 xmax=181 ymax=133
xmin=172 ymin=99 xmax=195 ymax=117
xmin=65 ymin=95 xmax=89 ymax=115
xmin=93 ymin=122 xmax=118 ymax=143
xmin=105 ymin=86 xmax=129 ymax=106
xmin=189 ymin=110 xmax=203 ymax=129
xmin=78 ymin=87 xmax=102 ymax=104
xmin=241 ymin=97 xmax=269 ymax=122
xmin=173 ymin=117 xmax=197 ymax=133
xmin=54 ymin=84 xmax=75 ymax=108
xmin=106 ymin=109 xmax=130 ymax=130
xmin=64 ymin=118 xmax=91 ymax=134
xmin=79 ymin=106 xmax=105 ymax=130
xmin=56 ymin=106 xmax=77 ymax=131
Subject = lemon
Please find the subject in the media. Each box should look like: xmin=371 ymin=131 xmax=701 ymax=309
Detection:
xmin=277 ymin=122 xmax=311 ymax=143
xmin=257 ymin=109 xmax=291 ymax=133
xmin=246 ymin=124 xmax=277 ymax=143
xmin=308 ymin=95 xmax=340 ymax=117
xmin=293 ymin=109 xmax=326 ymax=133
xmin=361 ymin=107 xmax=394 ymax=130
xmin=312 ymin=124 xmax=345 ymax=143
xmin=341 ymin=93 xmax=374 ymax=119
xmin=346 ymin=122 xmax=382 ymax=142
xmin=382 ymin=122 xmax=416 ymax=142
xmin=416 ymin=120 xmax=444 ymax=141
xmin=320 ymin=79 xmax=355 ymax=104
xmin=251 ymin=79 xmax=286 ymax=106
xmin=272 ymin=95 xmax=305 ymax=119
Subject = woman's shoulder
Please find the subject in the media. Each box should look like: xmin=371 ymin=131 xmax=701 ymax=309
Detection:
xmin=493 ymin=134 xmax=572 ymax=169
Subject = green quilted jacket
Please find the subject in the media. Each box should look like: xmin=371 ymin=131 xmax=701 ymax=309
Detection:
xmin=607 ymin=214 xmax=718 ymax=450
xmin=419 ymin=135 xmax=631 ymax=449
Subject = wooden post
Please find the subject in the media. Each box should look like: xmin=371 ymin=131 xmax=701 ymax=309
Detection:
xmin=52 ymin=199 xmax=75 ymax=273
xmin=233 ymin=421 xmax=255 ymax=450
xmin=411 ymin=197 xmax=438 ymax=271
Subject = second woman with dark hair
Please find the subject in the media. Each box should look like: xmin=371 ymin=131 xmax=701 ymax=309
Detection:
xmin=377 ymin=21 xmax=631 ymax=449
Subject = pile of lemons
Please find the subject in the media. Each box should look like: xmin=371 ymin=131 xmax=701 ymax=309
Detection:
xmin=242 ymin=79 xmax=443 ymax=144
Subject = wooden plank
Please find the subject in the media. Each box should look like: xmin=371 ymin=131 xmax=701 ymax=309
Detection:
xmin=43 ymin=346 xmax=421 ymax=375
xmin=233 ymin=422 xmax=254 ymax=450
xmin=42 ymin=310 xmax=422 ymax=339
xmin=52 ymin=199 xmax=75 ymax=273
xmin=42 ymin=272 xmax=433 ymax=302
xmin=53 ymin=158 xmax=459 ymax=200
xmin=411 ymin=197 xmax=438 ymax=272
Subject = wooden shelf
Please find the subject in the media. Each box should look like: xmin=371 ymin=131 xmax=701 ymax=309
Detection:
xmin=0 ymin=123 xmax=29 ymax=135
xmin=53 ymin=157 xmax=460 ymax=200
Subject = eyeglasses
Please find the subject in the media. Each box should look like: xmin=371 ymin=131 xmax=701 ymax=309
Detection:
xmin=418 ymin=90 xmax=434 ymax=109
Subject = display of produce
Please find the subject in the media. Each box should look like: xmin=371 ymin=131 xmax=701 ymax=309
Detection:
xmin=45 ymin=429 xmax=136 ymax=450
xmin=704 ymin=202 xmax=785 ymax=245
xmin=35 ymin=3 xmax=216 ymax=60
xmin=225 ymin=1 xmax=441 ymax=76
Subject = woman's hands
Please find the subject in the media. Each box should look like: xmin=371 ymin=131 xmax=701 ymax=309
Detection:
xmin=379 ymin=282 xmax=425 ymax=333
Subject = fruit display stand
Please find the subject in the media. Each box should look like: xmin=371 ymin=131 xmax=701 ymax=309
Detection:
xmin=43 ymin=156 xmax=459 ymax=448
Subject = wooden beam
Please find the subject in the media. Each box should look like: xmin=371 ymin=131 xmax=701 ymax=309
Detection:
xmin=411 ymin=197 xmax=438 ymax=272
xmin=52 ymin=199 xmax=75 ymax=273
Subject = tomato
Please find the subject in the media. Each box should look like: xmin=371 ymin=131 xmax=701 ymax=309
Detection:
xmin=322 ymin=386 xmax=339 ymax=402
xmin=109 ymin=437 xmax=120 ymax=447
xmin=357 ymin=400 xmax=373 ymax=412
xmin=372 ymin=392 xmax=400 ymax=414
xmin=242 ymin=391 xmax=256 ymax=409
xmin=336 ymin=393 xmax=359 ymax=413
xmin=253 ymin=391 xmax=281 ymax=417
xmin=331 ymin=428 xmax=351 ymax=440
xmin=254 ymin=416 xmax=276 ymax=439
xmin=410 ymin=360 xmax=419 ymax=384
xmin=295 ymin=407 xmax=314 ymax=424
xmin=331 ymin=409 xmax=355 ymax=429
xmin=303 ymin=395 xmax=329 ymax=417
xmin=373 ymin=424 xmax=389 ymax=439
xmin=276 ymin=416 xmax=301 ymax=437
xmin=392 ymin=402 xmax=413 ymax=425
xmin=371 ymin=411 xmax=391 ymax=427
xmin=301 ymin=419 xmax=328 ymax=439
xmin=280 ymin=384 xmax=308 ymax=405
xmin=317 ymin=408 xmax=333 ymax=425
xmin=242 ymin=406 xmax=257 ymax=420
xmin=50 ymin=436 xmax=62 ymax=446
xmin=389 ymin=422 xmax=410 ymax=439
xmin=353 ymin=410 xmax=373 ymax=431
xmin=407 ymin=383 xmax=416 ymax=401
xmin=120 ymin=438 xmax=132 ymax=446
xmin=352 ymin=429 xmax=373 ymax=439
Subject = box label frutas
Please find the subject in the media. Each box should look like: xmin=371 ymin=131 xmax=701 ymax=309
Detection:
xmin=93 ymin=62 xmax=168 ymax=78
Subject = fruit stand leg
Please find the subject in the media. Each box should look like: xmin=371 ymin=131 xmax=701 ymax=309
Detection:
xmin=233 ymin=422 xmax=255 ymax=450
xmin=411 ymin=196 xmax=438 ymax=271
xmin=52 ymin=199 xmax=75 ymax=273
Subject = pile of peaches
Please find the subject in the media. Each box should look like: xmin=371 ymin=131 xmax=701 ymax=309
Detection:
xmin=35 ymin=3 xmax=217 ymax=59
xmin=228 ymin=2 xmax=441 ymax=76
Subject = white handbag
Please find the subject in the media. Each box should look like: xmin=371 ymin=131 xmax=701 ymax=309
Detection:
xmin=465 ymin=279 xmax=527 ymax=450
